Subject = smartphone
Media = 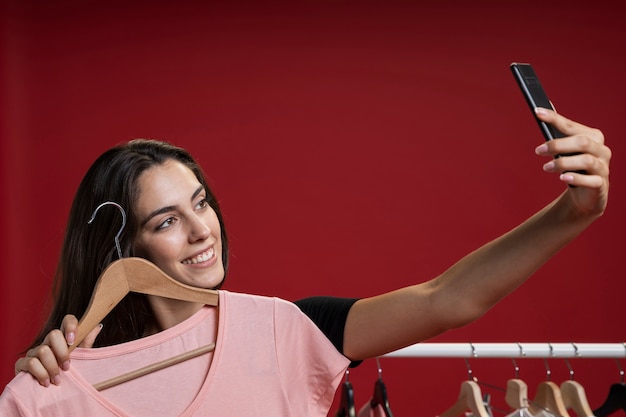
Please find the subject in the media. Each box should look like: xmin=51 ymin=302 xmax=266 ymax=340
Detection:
xmin=510 ymin=62 xmax=583 ymax=181
xmin=510 ymin=62 xmax=564 ymax=141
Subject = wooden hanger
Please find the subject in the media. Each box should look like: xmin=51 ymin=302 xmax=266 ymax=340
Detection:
xmin=530 ymin=381 xmax=570 ymax=417
xmin=560 ymin=380 xmax=593 ymax=417
xmin=527 ymin=353 xmax=569 ymax=417
xmin=506 ymin=378 xmax=530 ymax=411
xmin=439 ymin=380 xmax=490 ymax=417
xmin=556 ymin=351 xmax=593 ymax=417
xmin=70 ymin=202 xmax=220 ymax=391
xmin=70 ymin=257 xmax=219 ymax=352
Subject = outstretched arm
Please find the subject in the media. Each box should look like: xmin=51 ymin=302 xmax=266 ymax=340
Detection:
xmin=14 ymin=109 xmax=611 ymax=381
xmin=343 ymin=108 xmax=611 ymax=361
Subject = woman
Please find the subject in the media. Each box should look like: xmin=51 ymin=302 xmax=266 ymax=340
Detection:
xmin=4 ymin=108 xmax=611 ymax=415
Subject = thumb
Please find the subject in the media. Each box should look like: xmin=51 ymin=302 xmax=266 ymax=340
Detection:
xmin=79 ymin=324 xmax=103 ymax=348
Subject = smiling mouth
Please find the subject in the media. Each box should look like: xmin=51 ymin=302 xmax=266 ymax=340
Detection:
xmin=181 ymin=248 xmax=215 ymax=265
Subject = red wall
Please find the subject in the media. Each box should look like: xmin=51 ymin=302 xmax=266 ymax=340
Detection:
xmin=2 ymin=1 xmax=625 ymax=415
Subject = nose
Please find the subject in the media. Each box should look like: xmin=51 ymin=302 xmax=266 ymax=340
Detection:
xmin=188 ymin=214 xmax=211 ymax=242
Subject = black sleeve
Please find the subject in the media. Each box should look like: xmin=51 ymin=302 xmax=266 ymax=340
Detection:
xmin=293 ymin=296 xmax=360 ymax=366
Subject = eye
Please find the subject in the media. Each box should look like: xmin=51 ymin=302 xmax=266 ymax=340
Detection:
xmin=196 ymin=198 xmax=209 ymax=210
xmin=156 ymin=217 xmax=177 ymax=231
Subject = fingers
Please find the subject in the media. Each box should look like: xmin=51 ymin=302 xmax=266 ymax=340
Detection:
xmin=60 ymin=314 xmax=79 ymax=347
xmin=535 ymin=107 xmax=604 ymax=145
xmin=80 ymin=323 xmax=103 ymax=348
xmin=15 ymin=355 xmax=54 ymax=387
xmin=13 ymin=315 xmax=102 ymax=388
xmin=14 ymin=329 xmax=69 ymax=387
xmin=534 ymin=108 xmax=611 ymax=187
xmin=539 ymin=151 xmax=609 ymax=182
xmin=43 ymin=329 xmax=72 ymax=369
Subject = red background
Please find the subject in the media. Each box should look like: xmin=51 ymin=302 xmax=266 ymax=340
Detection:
xmin=2 ymin=1 xmax=625 ymax=415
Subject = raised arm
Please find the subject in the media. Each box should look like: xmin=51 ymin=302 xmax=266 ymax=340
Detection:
xmin=343 ymin=108 xmax=611 ymax=361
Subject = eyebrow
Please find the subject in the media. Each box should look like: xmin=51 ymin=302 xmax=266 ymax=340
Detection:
xmin=140 ymin=185 xmax=205 ymax=227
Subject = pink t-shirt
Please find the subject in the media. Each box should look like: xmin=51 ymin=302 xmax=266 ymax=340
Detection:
xmin=1 ymin=291 xmax=351 ymax=416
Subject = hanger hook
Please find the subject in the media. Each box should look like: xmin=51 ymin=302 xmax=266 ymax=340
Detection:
xmin=512 ymin=358 xmax=520 ymax=379
xmin=465 ymin=343 xmax=478 ymax=381
xmin=617 ymin=343 xmax=626 ymax=383
xmin=543 ymin=342 xmax=554 ymax=381
xmin=512 ymin=342 xmax=525 ymax=379
xmin=88 ymin=201 xmax=127 ymax=260
xmin=375 ymin=357 xmax=383 ymax=379
xmin=562 ymin=342 xmax=581 ymax=381
xmin=564 ymin=358 xmax=574 ymax=380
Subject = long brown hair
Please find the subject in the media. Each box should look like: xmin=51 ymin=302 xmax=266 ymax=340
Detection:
xmin=30 ymin=139 xmax=228 ymax=349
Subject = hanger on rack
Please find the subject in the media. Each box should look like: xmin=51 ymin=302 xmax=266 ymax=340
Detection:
xmin=440 ymin=350 xmax=490 ymax=417
xmin=560 ymin=353 xmax=594 ymax=417
xmin=505 ymin=355 xmax=532 ymax=416
xmin=506 ymin=380 xmax=531 ymax=413
xmin=561 ymin=381 xmax=593 ymax=417
xmin=529 ymin=353 xmax=570 ymax=417
xmin=72 ymin=202 xmax=219 ymax=391
xmin=440 ymin=380 xmax=491 ymax=417
xmin=593 ymin=357 xmax=626 ymax=417
xmin=336 ymin=370 xmax=356 ymax=417
xmin=369 ymin=358 xmax=394 ymax=417
xmin=594 ymin=384 xmax=626 ymax=417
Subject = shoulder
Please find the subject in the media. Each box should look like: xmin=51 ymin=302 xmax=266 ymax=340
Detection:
xmin=294 ymin=296 xmax=359 ymax=316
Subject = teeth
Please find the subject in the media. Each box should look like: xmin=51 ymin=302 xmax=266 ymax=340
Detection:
xmin=182 ymin=248 xmax=215 ymax=265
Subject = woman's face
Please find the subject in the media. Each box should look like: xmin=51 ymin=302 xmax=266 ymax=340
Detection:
xmin=133 ymin=159 xmax=224 ymax=289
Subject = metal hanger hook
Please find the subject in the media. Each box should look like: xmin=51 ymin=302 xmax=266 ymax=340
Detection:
xmin=564 ymin=358 xmax=574 ymax=380
xmin=512 ymin=342 xmax=525 ymax=379
xmin=375 ymin=356 xmax=383 ymax=379
xmin=617 ymin=343 xmax=626 ymax=383
xmin=543 ymin=342 xmax=554 ymax=381
xmin=88 ymin=201 xmax=127 ymax=260
xmin=464 ymin=343 xmax=478 ymax=382
xmin=512 ymin=358 xmax=520 ymax=379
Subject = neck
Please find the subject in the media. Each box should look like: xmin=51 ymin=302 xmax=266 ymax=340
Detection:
xmin=146 ymin=296 xmax=206 ymax=333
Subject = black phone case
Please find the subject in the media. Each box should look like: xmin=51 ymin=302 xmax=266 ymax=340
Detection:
xmin=510 ymin=62 xmax=565 ymax=141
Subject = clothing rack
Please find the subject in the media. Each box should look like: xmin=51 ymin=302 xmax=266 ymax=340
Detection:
xmin=384 ymin=343 xmax=626 ymax=359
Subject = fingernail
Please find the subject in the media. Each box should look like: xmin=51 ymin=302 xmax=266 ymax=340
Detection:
xmin=560 ymin=173 xmax=575 ymax=183
xmin=53 ymin=375 xmax=61 ymax=385
xmin=43 ymin=379 xmax=50 ymax=387
xmin=535 ymin=107 xmax=549 ymax=116
xmin=67 ymin=332 xmax=75 ymax=346
xmin=62 ymin=361 xmax=70 ymax=371
xmin=535 ymin=143 xmax=548 ymax=155
xmin=543 ymin=161 xmax=556 ymax=172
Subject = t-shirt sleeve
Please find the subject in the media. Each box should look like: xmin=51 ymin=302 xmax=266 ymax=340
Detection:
xmin=293 ymin=296 xmax=358 ymax=356
xmin=273 ymin=298 xmax=351 ymax=416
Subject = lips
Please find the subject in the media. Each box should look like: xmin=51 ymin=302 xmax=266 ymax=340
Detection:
xmin=181 ymin=247 xmax=215 ymax=265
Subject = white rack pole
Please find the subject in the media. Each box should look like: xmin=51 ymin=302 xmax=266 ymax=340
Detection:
xmin=384 ymin=343 xmax=626 ymax=359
